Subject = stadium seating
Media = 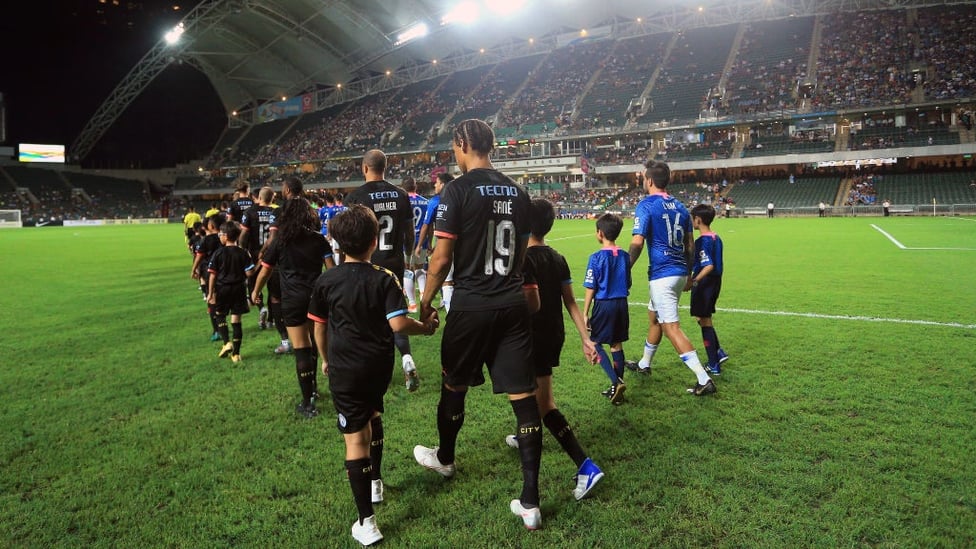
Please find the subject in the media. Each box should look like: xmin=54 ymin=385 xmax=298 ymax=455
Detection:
xmin=724 ymin=176 xmax=841 ymax=208
xmin=573 ymin=34 xmax=670 ymax=131
xmin=723 ymin=17 xmax=814 ymax=115
xmin=638 ymin=24 xmax=739 ymax=124
xmin=872 ymin=171 xmax=976 ymax=205
xmin=917 ymin=6 xmax=976 ymax=101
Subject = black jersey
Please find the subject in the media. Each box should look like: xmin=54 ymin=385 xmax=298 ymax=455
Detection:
xmin=307 ymin=262 xmax=407 ymax=371
xmin=261 ymin=229 xmax=332 ymax=300
xmin=240 ymin=204 xmax=274 ymax=255
xmin=524 ymin=245 xmax=570 ymax=340
xmin=195 ymin=233 xmax=221 ymax=279
xmin=229 ymin=197 xmax=253 ymax=222
xmin=208 ymin=245 xmax=254 ymax=286
xmin=344 ymin=180 xmax=413 ymax=277
xmin=434 ymin=168 xmax=530 ymax=311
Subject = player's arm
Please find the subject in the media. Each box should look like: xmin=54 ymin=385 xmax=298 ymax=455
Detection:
xmin=415 ymin=223 xmax=430 ymax=256
xmin=562 ymin=283 xmax=598 ymax=363
xmin=190 ymin=253 xmax=202 ymax=279
xmin=683 ymin=231 xmax=695 ymax=275
xmin=312 ymin=319 xmax=329 ymax=375
xmin=251 ymin=262 xmax=273 ymax=304
xmin=390 ymin=313 xmax=436 ymax=336
xmin=582 ymin=287 xmax=595 ymax=331
xmin=207 ymin=270 xmax=217 ymax=304
xmin=420 ymin=236 xmax=454 ymax=320
xmin=628 ymin=234 xmax=645 ymax=268
xmin=522 ymin=284 xmax=540 ymax=314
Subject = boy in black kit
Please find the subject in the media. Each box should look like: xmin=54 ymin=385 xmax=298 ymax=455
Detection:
xmin=504 ymin=198 xmax=606 ymax=500
xmin=307 ymin=205 xmax=435 ymax=547
xmin=192 ymin=213 xmax=226 ymax=341
xmin=207 ymin=221 xmax=254 ymax=363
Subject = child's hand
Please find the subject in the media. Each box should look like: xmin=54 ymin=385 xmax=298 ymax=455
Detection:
xmin=321 ymin=360 xmax=329 ymax=376
xmin=207 ymin=294 xmax=215 ymax=305
xmin=683 ymin=279 xmax=694 ymax=292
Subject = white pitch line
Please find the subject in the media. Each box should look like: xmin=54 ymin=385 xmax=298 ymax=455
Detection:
xmin=871 ymin=224 xmax=976 ymax=251
xmin=870 ymin=224 xmax=907 ymax=249
xmin=576 ymin=299 xmax=976 ymax=330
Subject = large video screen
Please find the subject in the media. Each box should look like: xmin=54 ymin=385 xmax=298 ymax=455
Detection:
xmin=19 ymin=143 xmax=65 ymax=163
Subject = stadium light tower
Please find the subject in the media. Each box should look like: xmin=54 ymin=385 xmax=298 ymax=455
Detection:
xmin=164 ymin=22 xmax=185 ymax=45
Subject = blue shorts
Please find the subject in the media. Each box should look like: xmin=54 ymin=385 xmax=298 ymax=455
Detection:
xmin=589 ymin=297 xmax=629 ymax=345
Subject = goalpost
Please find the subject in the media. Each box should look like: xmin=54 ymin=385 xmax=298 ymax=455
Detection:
xmin=0 ymin=209 xmax=23 ymax=228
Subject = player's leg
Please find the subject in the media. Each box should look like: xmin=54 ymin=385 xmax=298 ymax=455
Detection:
xmin=415 ymin=311 xmax=481 ymax=477
xmin=691 ymin=283 xmax=720 ymax=374
xmin=403 ymin=269 xmax=416 ymax=311
xmin=230 ymin=312 xmax=243 ymax=363
xmin=268 ymin=272 xmax=290 ymax=354
xmin=416 ymin=267 xmax=426 ymax=298
xmin=535 ymin=374 xmax=604 ymax=500
xmin=657 ymin=278 xmax=714 ymax=395
xmin=491 ymin=309 xmax=543 ymax=529
xmin=440 ymin=265 xmax=454 ymax=312
xmin=344 ymin=420 xmax=383 ymax=545
xmin=287 ymin=322 xmax=318 ymax=417
xmin=395 ymin=333 xmax=419 ymax=392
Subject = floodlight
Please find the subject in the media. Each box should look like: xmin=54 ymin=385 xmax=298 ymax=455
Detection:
xmin=395 ymin=23 xmax=429 ymax=46
xmin=442 ymin=1 xmax=480 ymax=25
xmin=164 ymin=22 xmax=185 ymax=45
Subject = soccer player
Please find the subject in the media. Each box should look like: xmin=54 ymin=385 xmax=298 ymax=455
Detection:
xmin=240 ymin=186 xmax=275 ymax=329
xmin=414 ymin=119 xmax=544 ymax=531
xmin=504 ymin=198 xmax=605 ymax=500
xmin=582 ymin=213 xmax=632 ymax=405
xmin=228 ymin=179 xmax=253 ymax=222
xmin=415 ymin=172 xmax=455 ymax=311
xmin=344 ymin=150 xmax=420 ymax=392
xmin=207 ymin=221 xmax=254 ymax=364
xmin=626 ymin=160 xmax=716 ymax=396
xmin=307 ymin=204 xmax=436 ymax=547
xmin=252 ymin=178 xmax=335 ymax=418
xmin=191 ymin=213 xmax=226 ymax=341
xmin=685 ymin=204 xmax=729 ymax=375
xmin=182 ymin=205 xmax=202 ymax=244
xmin=401 ymin=177 xmax=428 ymax=314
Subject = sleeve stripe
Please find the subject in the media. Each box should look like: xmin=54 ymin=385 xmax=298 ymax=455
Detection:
xmin=307 ymin=313 xmax=327 ymax=323
xmin=433 ymin=230 xmax=456 ymax=240
xmin=386 ymin=309 xmax=408 ymax=319
xmin=261 ymin=261 xmax=273 ymax=268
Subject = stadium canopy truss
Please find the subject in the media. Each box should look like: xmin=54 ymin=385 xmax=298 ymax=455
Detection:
xmin=70 ymin=0 xmax=968 ymax=162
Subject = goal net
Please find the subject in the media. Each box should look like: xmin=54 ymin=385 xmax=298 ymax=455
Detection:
xmin=0 ymin=209 xmax=23 ymax=228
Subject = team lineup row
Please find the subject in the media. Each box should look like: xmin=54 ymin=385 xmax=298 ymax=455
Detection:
xmin=183 ymin=119 xmax=730 ymax=546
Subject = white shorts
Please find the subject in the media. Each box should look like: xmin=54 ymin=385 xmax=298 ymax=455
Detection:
xmin=446 ymin=263 xmax=454 ymax=283
xmin=405 ymin=248 xmax=428 ymax=268
xmin=647 ymin=276 xmax=687 ymax=324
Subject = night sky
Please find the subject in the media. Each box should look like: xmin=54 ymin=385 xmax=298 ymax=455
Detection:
xmin=0 ymin=0 xmax=226 ymax=168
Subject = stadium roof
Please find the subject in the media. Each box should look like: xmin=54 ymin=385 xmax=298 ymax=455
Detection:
xmin=70 ymin=0 xmax=952 ymax=161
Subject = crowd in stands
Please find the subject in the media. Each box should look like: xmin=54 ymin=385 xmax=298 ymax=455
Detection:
xmin=721 ymin=19 xmax=811 ymax=116
xmin=11 ymin=186 xmax=158 ymax=224
xmin=846 ymin=174 xmax=879 ymax=205
xmin=500 ymin=41 xmax=614 ymax=129
xmin=918 ymin=6 xmax=976 ymax=101
xmin=813 ymin=10 xmax=916 ymax=109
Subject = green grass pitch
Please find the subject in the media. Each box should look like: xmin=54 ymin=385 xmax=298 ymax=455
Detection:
xmin=1 ymin=216 xmax=974 ymax=547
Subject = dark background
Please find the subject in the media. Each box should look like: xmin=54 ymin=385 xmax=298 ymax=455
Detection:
xmin=0 ymin=0 xmax=226 ymax=168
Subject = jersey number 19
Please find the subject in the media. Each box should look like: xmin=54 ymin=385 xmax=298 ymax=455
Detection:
xmin=484 ymin=219 xmax=514 ymax=275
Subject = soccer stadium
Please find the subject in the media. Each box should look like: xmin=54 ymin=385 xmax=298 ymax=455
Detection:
xmin=1 ymin=1 xmax=974 ymax=547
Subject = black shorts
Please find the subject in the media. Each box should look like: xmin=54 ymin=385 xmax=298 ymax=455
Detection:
xmin=690 ymin=277 xmax=721 ymax=318
xmin=531 ymin=331 xmax=565 ymax=378
xmin=281 ymin=288 xmax=313 ymax=327
xmin=589 ymin=297 xmax=629 ymax=344
xmin=328 ymin=360 xmax=393 ymax=434
xmin=267 ymin=269 xmax=281 ymax=300
xmin=214 ymin=282 xmax=250 ymax=316
xmin=441 ymin=306 xmax=536 ymax=395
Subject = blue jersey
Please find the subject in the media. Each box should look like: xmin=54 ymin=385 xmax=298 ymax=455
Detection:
xmin=632 ymin=192 xmax=693 ymax=280
xmin=583 ymin=246 xmax=631 ymax=299
xmin=318 ymin=205 xmax=331 ymax=236
xmin=422 ymin=194 xmax=440 ymax=227
xmin=408 ymin=193 xmax=429 ymax=244
xmin=692 ymin=232 xmax=723 ymax=279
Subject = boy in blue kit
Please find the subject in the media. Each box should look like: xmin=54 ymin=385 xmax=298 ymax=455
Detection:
xmin=582 ymin=213 xmax=632 ymax=405
xmin=307 ymin=205 xmax=436 ymax=547
xmin=685 ymin=204 xmax=729 ymax=375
